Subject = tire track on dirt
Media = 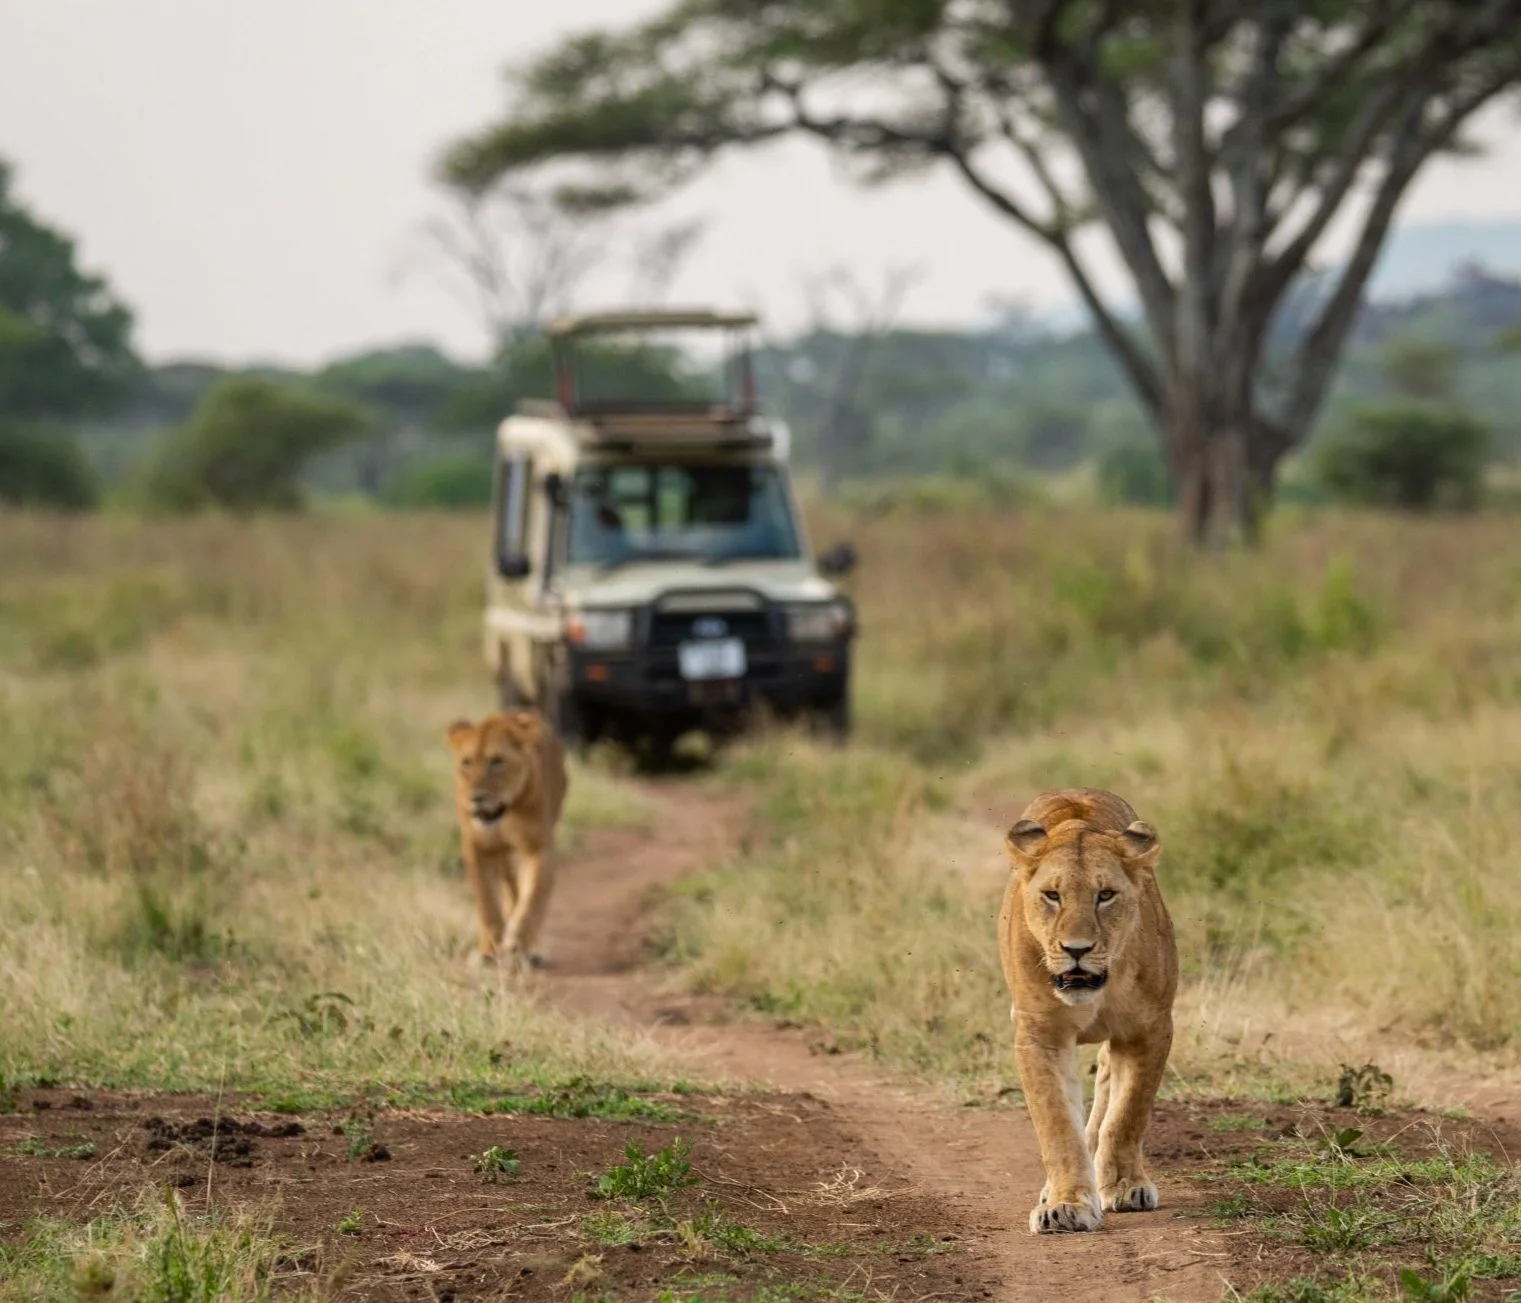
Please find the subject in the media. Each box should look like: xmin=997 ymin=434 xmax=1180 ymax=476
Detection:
xmin=537 ymin=783 xmax=1236 ymax=1303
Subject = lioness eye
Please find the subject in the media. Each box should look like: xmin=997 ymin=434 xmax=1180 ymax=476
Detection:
xmin=1097 ymin=889 xmax=1117 ymax=903
xmin=1041 ymin=891 xmax=1060 ymax=906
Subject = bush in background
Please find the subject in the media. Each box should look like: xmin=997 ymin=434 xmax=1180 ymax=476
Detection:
xmin=0 ymin=423 xmax=100 ymax=509
xmin=1316 ymin=402 xmax=1491 ymax=511
xmin=135 ymin=377 xmax=369 ymax=513
xmin=382 ymin=452 xmax=493 ymax=509
xmin=1097 ymin=441 xmax=1173 ymax=507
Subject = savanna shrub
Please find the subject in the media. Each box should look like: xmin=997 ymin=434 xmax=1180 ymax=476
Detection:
xmin=0 ymin=422 xmax=99 ymax=509
xmin=1315 ymin=403 xmax=1490 ymax=511
xmin=1097 ymin=441 xmax=1173 ymax=507
xmin=136 ymin=377 xmax=369 ymax=513
xmin=383 ymin=452 xmax=492 ymax=509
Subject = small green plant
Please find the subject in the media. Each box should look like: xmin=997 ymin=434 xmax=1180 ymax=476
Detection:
xmin=472 ymin=1145 xmax=521 ymax=1180
xmin=1317 ymin=1127 xmax=1374 ymax=1162
xmin=1399 ymin=1266 xmax=1472 ymax=1301
xmin=1335 ymin=1063 xmax=1394 ymax=1114
xmin=591 ymin=1138 xmax=696 ymax=1200
xmin=337 ymin=1207 xmax=363 ymax=1236
xmin=339 ymin=1113 xmax=387 ymax=1162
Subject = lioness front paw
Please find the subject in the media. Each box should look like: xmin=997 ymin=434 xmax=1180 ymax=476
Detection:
xmin=1101 ymin=1180 xmax=1158 ymax=1212
xmin=1029 ymin=1197 xmax=1101 ymax=1234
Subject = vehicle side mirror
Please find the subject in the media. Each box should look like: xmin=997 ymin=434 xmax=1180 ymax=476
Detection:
xmin=498 ymin=553 xmax=532 ymax=580
xmin=818 ymin=541 xmax=858 ymax=578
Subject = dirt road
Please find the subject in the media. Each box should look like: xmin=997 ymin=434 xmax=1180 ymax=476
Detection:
xmin=539 ymin=784 xmax=1237 ymax=1303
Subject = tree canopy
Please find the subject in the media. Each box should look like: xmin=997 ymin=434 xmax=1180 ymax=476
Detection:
xmin=0 ymin=160 xmax=139 ymax=422
xmin=444 ymin=2 xmax=1521 ymax=544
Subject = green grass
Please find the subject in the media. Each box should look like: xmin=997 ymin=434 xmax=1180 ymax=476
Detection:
xmin=466 ymin=1075 xmax=693 ymax=1122
xmin=5 ymin=1136 xmax=98 ymax=1161
xmin=682 ymin=1208 xmax=788 ymax=1256
xmin=1205 ymin=1130 xmax=1521 ymax=1301
xmin=1211 ymin=1113 xmax=1270 ymax=1132
xmin=580 ymin=1209 xmax=656 ymax=1247
xmin=0 ymin=1191 xmax=316 ymax=1302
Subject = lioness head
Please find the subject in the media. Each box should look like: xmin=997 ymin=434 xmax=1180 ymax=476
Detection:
xmin=1005 ymin=816 xmax=1161 ymax=1005
xmin=446 ymin=712 xmax=543 ymax=829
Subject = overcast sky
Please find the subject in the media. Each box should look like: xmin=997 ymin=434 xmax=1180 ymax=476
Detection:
xmin=4 ymin=0 xmax=1521 ymax=367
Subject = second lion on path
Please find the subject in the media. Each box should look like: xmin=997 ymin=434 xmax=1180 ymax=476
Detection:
xmin=446 ymin=710 xmax=568 ymax=970
xmin=997 ymin=788 xmax=1178 ymax=1234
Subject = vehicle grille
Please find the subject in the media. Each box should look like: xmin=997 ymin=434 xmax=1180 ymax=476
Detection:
xmin=647 ymin=609 xmax=773 ymax=648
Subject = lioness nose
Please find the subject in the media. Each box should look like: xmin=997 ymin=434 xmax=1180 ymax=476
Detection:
xmin=1062 ymin=943 xmax=1094 ymax=961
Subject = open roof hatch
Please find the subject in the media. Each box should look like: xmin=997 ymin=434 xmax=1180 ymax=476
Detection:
xmin=537 ymin=309 xmax=768 ymax=449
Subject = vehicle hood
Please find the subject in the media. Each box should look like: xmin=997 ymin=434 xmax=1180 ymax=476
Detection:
xmin=555 ymin=558 xmax=840 ymax=608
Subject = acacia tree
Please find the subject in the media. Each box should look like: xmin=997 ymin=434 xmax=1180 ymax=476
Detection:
xmin=441 ymin=2 xmax=1521 ymax=546
xmin=408 ymin=183 xmax=708 ymax=353
xmin=410 ymin=184 xmax=608 ymax=347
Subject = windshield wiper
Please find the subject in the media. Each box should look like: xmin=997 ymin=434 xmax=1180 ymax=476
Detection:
xmin=597 ymin=549 xmax=700 ymax=574
xmin=701 ymin=551 xmax=787 ymax=567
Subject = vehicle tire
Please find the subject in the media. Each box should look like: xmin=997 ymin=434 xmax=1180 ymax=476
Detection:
xmin=536 ymin=656 xmax=587 ymax=753
xmin=811 ymin=687 xmax=851 ymax=744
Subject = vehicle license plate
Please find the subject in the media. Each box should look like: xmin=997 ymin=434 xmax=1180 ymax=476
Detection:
xmin=678 ymin=637 xmax=747 ymax=681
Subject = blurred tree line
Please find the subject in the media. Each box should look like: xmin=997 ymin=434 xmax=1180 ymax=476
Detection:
xmin=4 ymin=154 xmax=1521 ymax=517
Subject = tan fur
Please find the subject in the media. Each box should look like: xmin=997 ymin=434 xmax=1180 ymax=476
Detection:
xmin=445 ymin=711 xmax=568 ymax=970
xmin=996 ymin=788 xmax=1178 ymax=1234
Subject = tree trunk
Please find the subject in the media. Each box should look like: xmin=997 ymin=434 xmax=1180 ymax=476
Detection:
xmin=1171 ymin=418 xmax=1278 ymax=549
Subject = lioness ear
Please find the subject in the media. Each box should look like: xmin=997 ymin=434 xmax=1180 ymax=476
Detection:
xmin=1117 ymin=819 xmax=1161 ymax=869
xmin=511 ymin=710 xmax=545 ymax=738
xmin=445 ymin=719 xmax=474 ymax=750
xmin=1004 ymin=818 xmax=1048 ymax=866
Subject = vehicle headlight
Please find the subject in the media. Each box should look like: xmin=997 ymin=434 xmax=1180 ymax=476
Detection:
xmin=785 ymin=601 xmax=852 ymax=644
xmin=566 ymin=608 xmax=633 ymax=650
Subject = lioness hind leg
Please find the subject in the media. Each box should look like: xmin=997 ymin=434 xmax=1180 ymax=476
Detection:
xmin=1085 ymin=1043 xmax=1112 ymax=1154
xmin=1015 ymin=1039 xmax=1101 ymax=1234
xmin=1092 ymin=1030 xmax=1170 ymax=1213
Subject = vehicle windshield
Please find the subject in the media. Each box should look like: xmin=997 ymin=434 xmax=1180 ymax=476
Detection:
xmin=564 ymin=464 xmax=802 ymax=569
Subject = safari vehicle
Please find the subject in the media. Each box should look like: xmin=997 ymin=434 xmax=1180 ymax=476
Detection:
xmin=483 ymin=309 xmax=858 ymax=756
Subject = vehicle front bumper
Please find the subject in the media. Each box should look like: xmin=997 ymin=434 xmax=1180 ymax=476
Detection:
xmin=565 ymin=641 xmax=850 ymax=718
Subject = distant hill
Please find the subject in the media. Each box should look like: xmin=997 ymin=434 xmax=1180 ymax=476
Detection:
xmin=1367 ymin=220 xmax=1521 ymax=300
